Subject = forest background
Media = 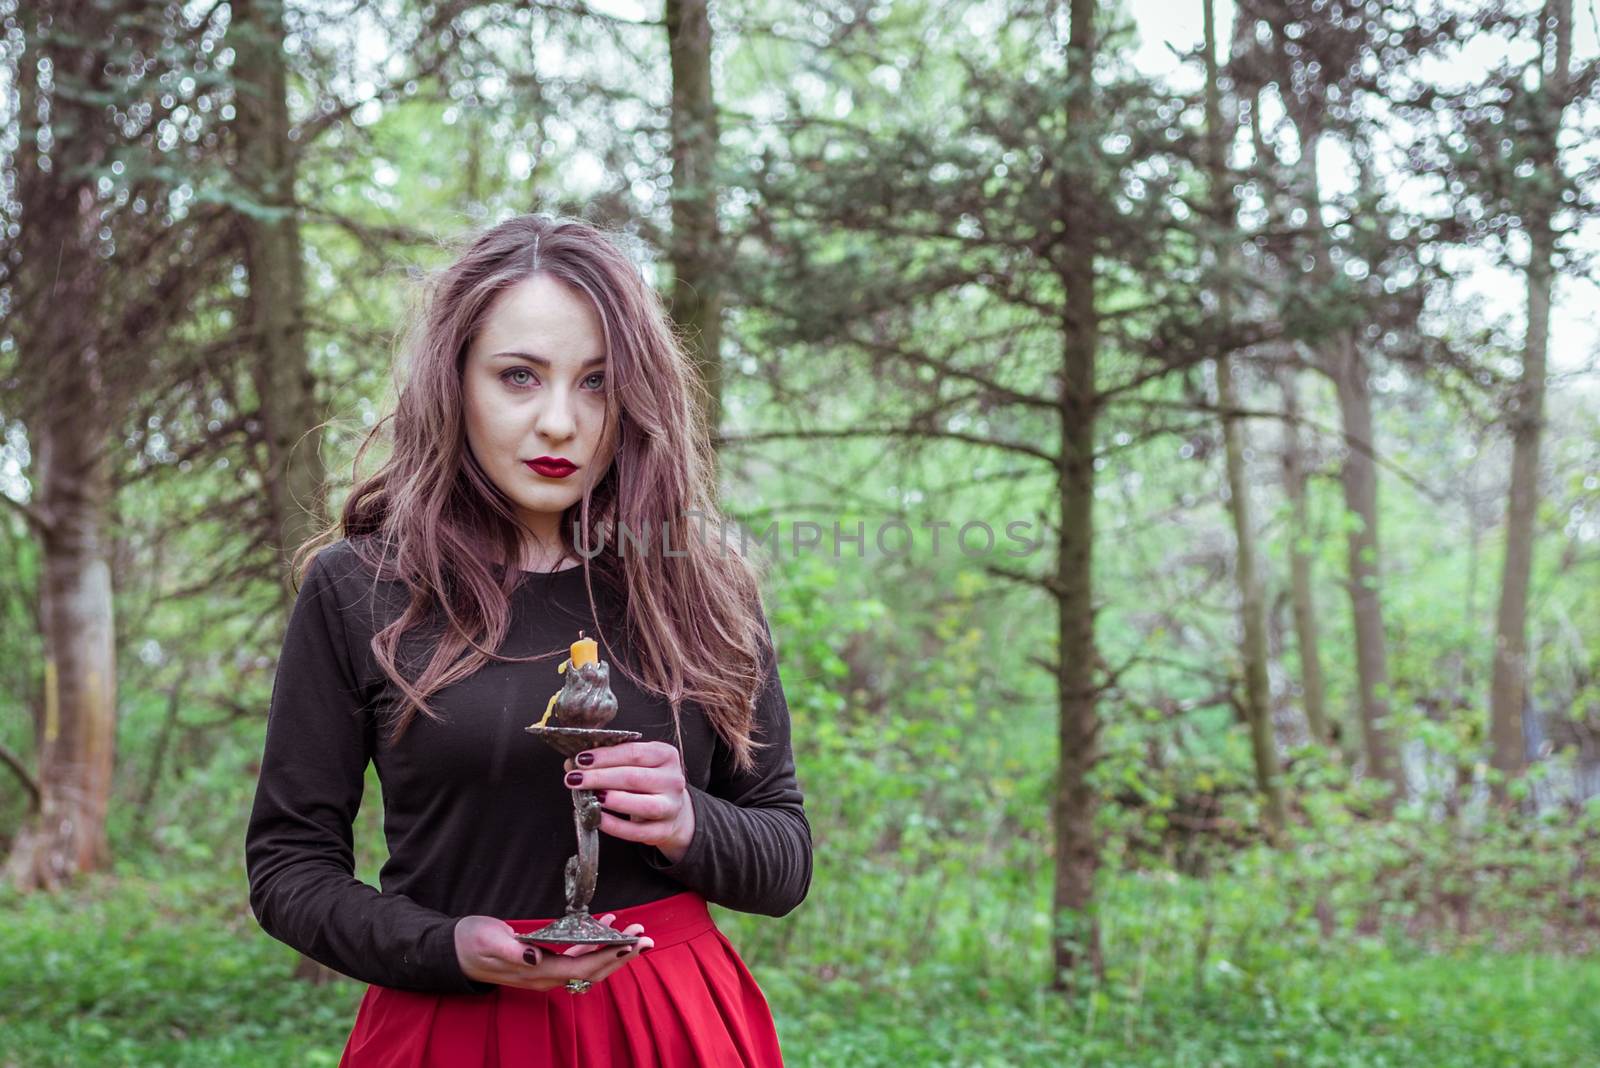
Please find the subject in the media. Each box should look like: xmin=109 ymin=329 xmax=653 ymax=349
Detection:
xmin=3 ymin=0 xmax=1600 ymax=1064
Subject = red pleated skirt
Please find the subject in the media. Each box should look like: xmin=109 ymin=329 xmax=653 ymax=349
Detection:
xmin=338 ymin=890 xmax=785 ymax=1067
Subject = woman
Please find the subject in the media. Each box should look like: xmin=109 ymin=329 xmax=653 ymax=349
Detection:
xmin=244 ymin=213 xmax=811 ymax=1067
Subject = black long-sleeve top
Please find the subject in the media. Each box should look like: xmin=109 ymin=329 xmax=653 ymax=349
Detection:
xmin=244 ymin=538 xmax=812 ymax=995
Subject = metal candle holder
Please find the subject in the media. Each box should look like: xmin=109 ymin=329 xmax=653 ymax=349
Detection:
xmin=518 ymin=651 xmax=642 ymax=948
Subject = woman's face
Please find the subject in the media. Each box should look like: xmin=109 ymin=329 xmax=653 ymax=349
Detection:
xmin=462 ymin=273 xmax=617 ymax=561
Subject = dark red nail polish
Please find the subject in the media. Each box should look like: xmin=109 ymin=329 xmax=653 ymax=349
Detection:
xmin=616 ymin=948 xmax=630 ymax=958
xmin=577 ymin=752 xmax=595 ymax=766
xmin=566 ymin=771 xmax=583 ymax=786
xmin=596 ymin=790 xmax=607 ymax=803
xmin=523 ymin=948 xmax=539 ymax=965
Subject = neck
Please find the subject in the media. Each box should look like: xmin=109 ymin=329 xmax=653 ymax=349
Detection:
xmin=521 ymin=545 xmax=578 ymax=572
xmin=515 ymin=520 xmax=570 ymax=571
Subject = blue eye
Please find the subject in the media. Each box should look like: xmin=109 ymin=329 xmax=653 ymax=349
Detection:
xmin=583 ymin=372 xmax=605 ymax=390
xmin=502 ymin=368 xmax=536 ymax=388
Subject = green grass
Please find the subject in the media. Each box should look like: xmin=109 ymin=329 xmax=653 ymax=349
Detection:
xmin=768 ymin=952 xmax=1600 ymax=1067
xmin=2 ymin=867 xmax=1595 ymax=1067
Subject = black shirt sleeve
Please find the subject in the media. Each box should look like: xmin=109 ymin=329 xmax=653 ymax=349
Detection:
xmin=639 ymin=611 xmax=814 ymax=916
xmin=243 ymin=548 xmax=493 ymax=994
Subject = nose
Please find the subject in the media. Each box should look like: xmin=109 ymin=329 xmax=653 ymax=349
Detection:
xmin=535 ymin=383 xmax=578 ymax=444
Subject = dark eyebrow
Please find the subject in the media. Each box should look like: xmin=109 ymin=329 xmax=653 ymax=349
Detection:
xmin=489 ymin=351 xmax=606 ymax=370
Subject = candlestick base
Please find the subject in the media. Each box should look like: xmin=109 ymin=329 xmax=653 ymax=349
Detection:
xmin=514 ymin=910 xmax=642 ymax=948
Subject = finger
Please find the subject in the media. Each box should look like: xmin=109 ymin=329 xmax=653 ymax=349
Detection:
xmin=569 ymin=741 xmax=678 ymax=770
xmin=593 ymin=788 xmax=678 ymax=822
xmin=540 ymin=927 xmax=640 ymax=965
xmin=522 ymin=933 xmax=655 ymax=990
xmin=570 ymin=766 xmax=685 ymax=796
xmin=526 ymin=957 xmax=612 ymax=985
xmin=558 ymin=912 xmax=619 ymax=957
xmin=574 ymin=935 xmax=655 ymax=982
xmin=544 ymin=948 xmax=628 ymax=985
xmin=595 ymin=809 xmax=675 ymax=845
xmin=571 ymin=956 xmax=628 ymax=986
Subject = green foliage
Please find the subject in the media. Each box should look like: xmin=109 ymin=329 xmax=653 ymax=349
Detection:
xmin=3 ymin=860 xmax=1596 ymax=1066
xmin=0 ymin=871 xmax=360 ymax=1066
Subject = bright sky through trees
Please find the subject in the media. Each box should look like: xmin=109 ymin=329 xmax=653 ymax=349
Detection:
xmin=1127 ymin=0 xmax=1600 ymax=380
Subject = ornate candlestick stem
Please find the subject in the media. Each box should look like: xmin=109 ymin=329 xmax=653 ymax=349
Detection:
xmin=566 ymin=788 xmax=601 ymax=912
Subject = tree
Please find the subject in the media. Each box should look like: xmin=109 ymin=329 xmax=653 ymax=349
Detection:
xmin=1385 ymin=0 xmax=1599 ymax=797
xmin=1226 ymin=0 xmax=1467 ymax=797
xmin=1202 ymin=0 xmax=1286 ymax=836
xmin=1276 ymin=367 xmax=1332 ymax=749
xmin=666 ymin=0 xmax=726 ymax=437
xmin=725 ymin=0 xmax=1278 ymax=985
xmin=1479 ymin=0 xmax=1580 ymax=795
xmin=229 ymin=0 xmax=327 ymax=594
xmin=1 ymin=0 xmax=232 ymax=889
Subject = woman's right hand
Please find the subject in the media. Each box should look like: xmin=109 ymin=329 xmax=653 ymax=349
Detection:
xmin=453 ymin=913 xmax=655 ymax=991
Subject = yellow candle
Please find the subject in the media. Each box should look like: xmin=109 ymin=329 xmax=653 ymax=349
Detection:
xmin=571 ymin=635 xmax=598 ymax=667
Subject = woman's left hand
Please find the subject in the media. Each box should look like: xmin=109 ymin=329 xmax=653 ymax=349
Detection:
xmin=563 ymin=741 xmax=696 ymax=863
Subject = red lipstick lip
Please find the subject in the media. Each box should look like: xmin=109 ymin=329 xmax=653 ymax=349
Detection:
xmin=524 ymin=457 xmax=578 ymax=478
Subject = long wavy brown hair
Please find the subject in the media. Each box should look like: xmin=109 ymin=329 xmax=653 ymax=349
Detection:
xmin=294 ymin=213 xmax=771 ymax=774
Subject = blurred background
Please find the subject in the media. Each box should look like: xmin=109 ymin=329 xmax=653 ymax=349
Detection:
xmin=3 ymin=0 xmax=1600 ymax=1064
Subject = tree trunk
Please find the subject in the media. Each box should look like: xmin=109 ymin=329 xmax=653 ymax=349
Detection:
xmin=1051 ymin=0 xmax=1103 ymax=992
xmin=1487 ymin=213 xmax=1549 ymax=795
xmin=231 ymin=0 xmax=326 ymax=592
xmin=666 ymin=0 xmax=725 ymax=439
xmin=1279 ymin=370 xmax=1332 ymax=750
xmin=3 ymin=384 xmax=120 ymax=892
xmin=1242 ymin=47 xmax=1330 ymax=760
xmin=231 ymin=0 xmax=338 ymax=985
xmin=1219 ymin=361 xmax=1287 ymax=832
xmin=1204 ymin=0 xmax=1285 ymax=836
xmin=1329 ymin=330 xmax=1399 ymax=792
xmin=1280 ymin=106 xmax=1402 ymax=797
xmin=3 ymin=6 xmax=119 ymax=890
xmin=1489 ymin=0 xmax=1569 ymax=797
